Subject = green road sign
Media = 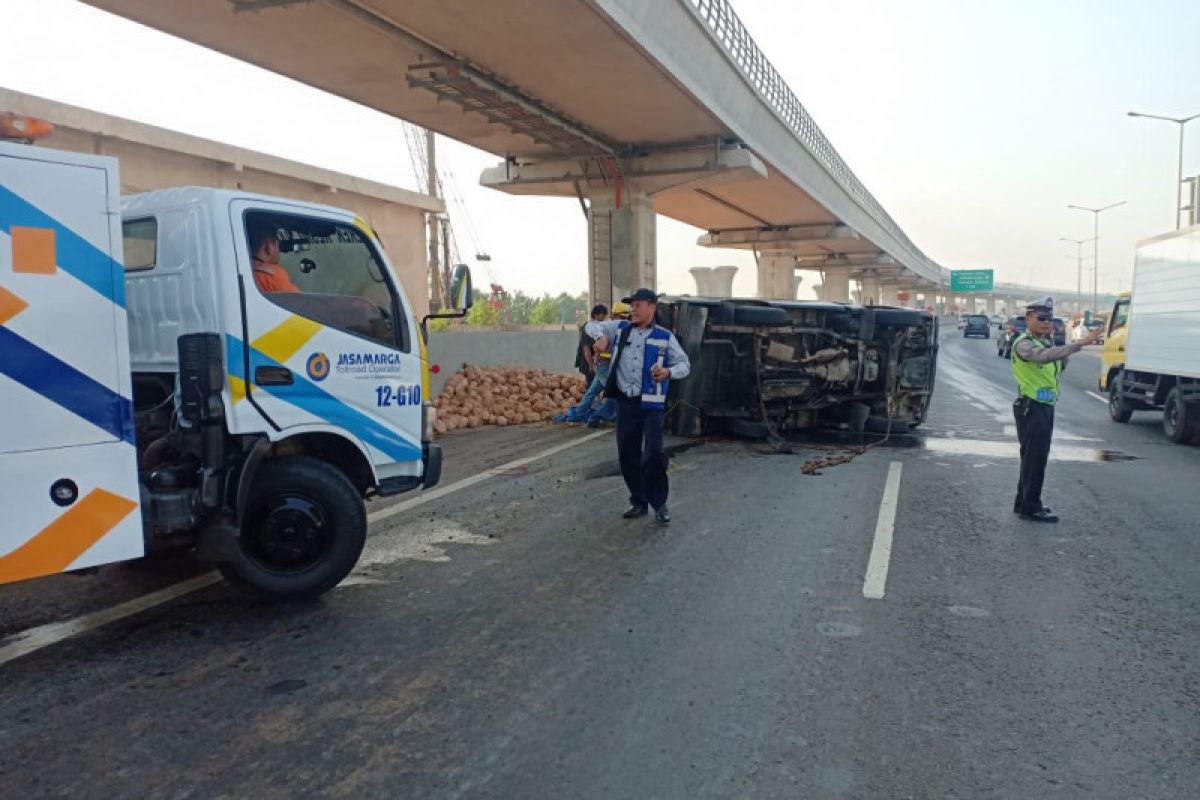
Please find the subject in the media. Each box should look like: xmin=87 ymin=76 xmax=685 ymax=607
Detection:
xmin=950 ymin=269 xmax=994 ymax=292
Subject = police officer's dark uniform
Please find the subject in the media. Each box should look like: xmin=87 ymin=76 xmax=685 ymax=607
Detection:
xmin=1010 ymin=296 xmax=1095 ymax=523
xmin=586 ymin=289 xmax=691 ymax=524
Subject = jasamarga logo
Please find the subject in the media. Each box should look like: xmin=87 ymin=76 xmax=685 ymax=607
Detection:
xmin=334 ymin=351 xmax=404 ymax=378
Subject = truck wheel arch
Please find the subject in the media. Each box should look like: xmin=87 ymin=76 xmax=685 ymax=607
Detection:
xmin=235 ymin=429 xmax=377 ymax=524
xmin=271 ymin=431 xmax=376 ymax=494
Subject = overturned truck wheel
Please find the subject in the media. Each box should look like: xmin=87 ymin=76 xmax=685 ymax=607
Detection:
xmin=219 ymin=456 xmax=367 ymax=600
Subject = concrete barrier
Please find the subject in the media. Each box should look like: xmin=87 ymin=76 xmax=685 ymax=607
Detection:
xmin=426 ymin=328 xmax=582 ymax=396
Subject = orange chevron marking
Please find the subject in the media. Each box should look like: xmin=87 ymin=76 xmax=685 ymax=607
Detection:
xmin=0 ymin=286 xmax=28 ymax=326
xmin=0 ymin=489 xmax=138 ymax=584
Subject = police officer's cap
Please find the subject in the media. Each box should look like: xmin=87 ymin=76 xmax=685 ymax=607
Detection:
xmin=622 ymin=288 xmax=659 ymax=304
xmin=1024 ymin=295 xmax=1055 ymax=312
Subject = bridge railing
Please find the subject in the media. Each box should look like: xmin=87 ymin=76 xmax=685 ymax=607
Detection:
xmin=685 ymin=0 xmax=946 ymax=283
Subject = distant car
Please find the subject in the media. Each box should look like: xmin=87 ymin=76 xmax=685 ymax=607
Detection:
xmin=997 ymin=315 xmax=1028 ymax=358
xmin=990 ymin=314 xmax=1005 ymax=329
xmin=1071 ymin=319 xmax=1105 ymax=344
xmin=1052 ymin=317 xmax=1067 ymax=346
xmin=956 ymin=314 xmax=969 ymax=330
xmin=963 ymin=313 xmax=991 ymax=338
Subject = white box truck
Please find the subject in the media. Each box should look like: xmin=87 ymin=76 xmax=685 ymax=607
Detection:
xmin=1105 ymin=225 xmax=1200 ymax=444
xmin=0 ymin=125 xmax=470 ymax=597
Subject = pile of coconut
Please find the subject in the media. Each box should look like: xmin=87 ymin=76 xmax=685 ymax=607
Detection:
xmin=433 ymin=364 xmax=587 ymax=433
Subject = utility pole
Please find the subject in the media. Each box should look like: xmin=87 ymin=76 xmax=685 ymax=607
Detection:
xmin=1068 ymin=202 xmax=1125 ymax=313
xmin=1060 ymin=237 xmax=1094 ymax=314
xmin=441 ymin=217 xmax=452 ymax=308
xmin=1127 ymin=111 xmax=1200 ymax=230
xmin=426 ymin=129 xmax=442 ymax=313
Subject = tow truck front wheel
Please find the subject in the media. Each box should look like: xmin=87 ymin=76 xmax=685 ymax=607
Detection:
xmin=220 ymin=457 xmax=366 ymax=600
xmin=1109 ymin=376 xmax=1132 ymax=423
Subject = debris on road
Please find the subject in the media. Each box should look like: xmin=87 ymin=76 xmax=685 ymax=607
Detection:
xmin=434 ymin=365 xmax=587 ymax=433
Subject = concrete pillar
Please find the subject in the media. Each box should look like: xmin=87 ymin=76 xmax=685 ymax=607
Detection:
xmin=879 ymin=284 xmax=899 ymax=306
xmin=823 ymin=268 xmax=851 ymax=302
xmin=689 ymin=265 xmax=738 ymax=296
xmin=588 ymin=188 xmax=655 ymax=308
xmin=757 ymin=253 xmax=797 ymax=300
xmin=790 ymin=272 xmax=803 ymax=300
xmin=860 ymin=278 xmax=880 ymax=306
xmin=985 ymin=296 xmax=996 ymax=315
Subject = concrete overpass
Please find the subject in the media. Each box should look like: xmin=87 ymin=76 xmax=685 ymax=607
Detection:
xmin=83 ymin=0 xmax=1071 ymax=312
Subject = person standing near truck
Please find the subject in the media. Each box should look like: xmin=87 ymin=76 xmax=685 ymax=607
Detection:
xmin=589 ymin=289 xmax=690 ymax=524
xmin=575 ymin=304 xmax=608 ymax=385
xmin=1010 ymin=296 xmax=1102 ymax=523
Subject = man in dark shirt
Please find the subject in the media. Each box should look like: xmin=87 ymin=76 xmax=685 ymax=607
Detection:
xmin=575 ymin=304 xmax=608 ymax=385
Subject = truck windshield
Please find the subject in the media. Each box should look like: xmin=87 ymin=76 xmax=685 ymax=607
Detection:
xmin=1111 ymin=299 xmax=1130 ymax=332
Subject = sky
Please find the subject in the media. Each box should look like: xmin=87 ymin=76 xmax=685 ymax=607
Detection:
xmin=2 ymin=0 xmax=1197 ymax=300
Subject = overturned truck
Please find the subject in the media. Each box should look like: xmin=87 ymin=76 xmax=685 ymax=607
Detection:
xmin=658 ymin=298 xmax=938 ymax=437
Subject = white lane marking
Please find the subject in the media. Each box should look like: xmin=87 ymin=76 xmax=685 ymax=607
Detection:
xmin=1086 ymin=391 xmax=1109 ymax=405
xmin=863 ymin=462 xmax=903 ymax=600
xmin=0 ymin=431 xmax=611 ymax=667
xmin=0 ymin=572 xmax=223 ymax=667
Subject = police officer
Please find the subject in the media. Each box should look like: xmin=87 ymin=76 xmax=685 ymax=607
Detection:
xmin=1011 ymin=297 xmax=1102 ymax=522
xmin=588 ymin=289 xmax=691 ymax=524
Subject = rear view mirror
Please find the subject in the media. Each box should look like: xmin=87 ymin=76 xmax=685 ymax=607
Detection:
xmin=450 ymin=264 xmax=473 ymax=310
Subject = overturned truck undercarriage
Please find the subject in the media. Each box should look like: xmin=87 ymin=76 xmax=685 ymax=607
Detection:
xmin=657 ymin=298 xmax=938 ymax=437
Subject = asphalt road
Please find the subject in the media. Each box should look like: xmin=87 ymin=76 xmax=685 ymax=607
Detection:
xmin=1 ymin=327 xmax=1197 ymax=799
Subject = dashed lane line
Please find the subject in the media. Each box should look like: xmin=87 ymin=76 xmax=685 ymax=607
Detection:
xmin=863 ymin=462 xmax=904 ymax=600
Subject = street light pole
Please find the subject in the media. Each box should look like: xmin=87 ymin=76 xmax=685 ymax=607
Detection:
xmin=1127 ymin=111 xmax=1200 ymax=229
xmin=1060 ymin=236 xmax=1095 ymax=313
xmin=1068 ymin=202 xmax=1125 ymax=313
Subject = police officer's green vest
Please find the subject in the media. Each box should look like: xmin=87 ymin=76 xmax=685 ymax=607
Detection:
xmin=1011 ymin=333 xmax=1061 ymax=404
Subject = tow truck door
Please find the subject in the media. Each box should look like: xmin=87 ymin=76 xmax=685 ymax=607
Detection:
xmin=226 ymin=200 xmax=424 ymax=480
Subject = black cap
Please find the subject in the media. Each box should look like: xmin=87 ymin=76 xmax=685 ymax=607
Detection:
xmin=622 ymin=288 xmax=658 ymax=304
xmin=590 ymin=303 xmax=608 ymax=316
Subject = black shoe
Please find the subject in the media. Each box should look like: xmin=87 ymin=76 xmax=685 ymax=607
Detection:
xmin=1013 ymin=506 xmax=1052 ymax=515
xmin=1019 ymin=510 xmax=1059 ymax=523
xmin=654 ymin=507 xmax=671 ymax=524
xmin=623 ymin=505 xmax=649 ymax=519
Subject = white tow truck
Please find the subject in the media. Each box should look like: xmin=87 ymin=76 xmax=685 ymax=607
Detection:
xmin=0 ymin=118 xmax=470 ymax=597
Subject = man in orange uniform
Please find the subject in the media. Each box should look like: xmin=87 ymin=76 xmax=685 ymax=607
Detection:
xmin=250 ymin=227 xmax=300 ymax=293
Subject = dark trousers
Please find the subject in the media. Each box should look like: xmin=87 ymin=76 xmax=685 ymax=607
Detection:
xmin=616 ymin=397 xmax=669 ymax=511
xmin=1013 ymin=397 xmax=1054 ymax=513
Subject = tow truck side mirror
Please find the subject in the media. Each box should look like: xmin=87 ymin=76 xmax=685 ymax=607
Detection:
xmin=450 ymin=264 xmax=473 ymax=311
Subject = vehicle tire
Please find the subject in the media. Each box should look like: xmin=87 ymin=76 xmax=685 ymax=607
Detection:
xmin=732 ymin=304 xmax=790 ymax=326
xmin=1162 ymin=386 xmax=1199 ymax=444
xmin=1109 ymin=375 xmax=1132 ymax=423
xmin=218 ymin=456 xmax=366 ymax=600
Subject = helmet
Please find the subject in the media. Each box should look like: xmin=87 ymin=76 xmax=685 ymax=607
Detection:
xmin=612 ymin=301 xmax=631 ymax=317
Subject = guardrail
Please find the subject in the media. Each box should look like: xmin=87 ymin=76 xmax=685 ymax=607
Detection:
xmin=685 ymin=0 xmax=947 ymax=284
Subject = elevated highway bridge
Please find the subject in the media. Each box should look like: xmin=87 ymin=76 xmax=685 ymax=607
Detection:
xmin=85 ymin=0 xmax=1070 ymax=313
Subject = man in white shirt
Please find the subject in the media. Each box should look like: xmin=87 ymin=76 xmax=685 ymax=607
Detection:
xmin=588 ymin=289 xmax=691 ymax=524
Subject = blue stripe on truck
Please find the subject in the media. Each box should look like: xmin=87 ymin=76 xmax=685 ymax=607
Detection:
xmin=227 ymin=336 xmax=422 ymax=463
xmin=0 ymin=326 xmax=135 ymax=445
xmin=0 ymin=184 xmax=126 ymax=308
